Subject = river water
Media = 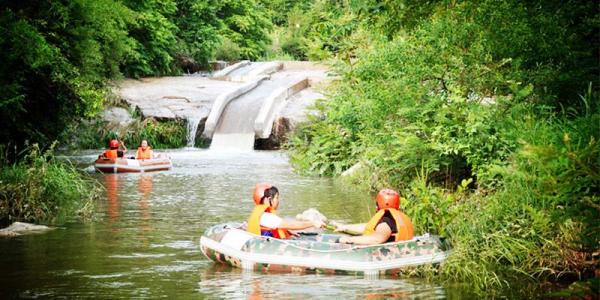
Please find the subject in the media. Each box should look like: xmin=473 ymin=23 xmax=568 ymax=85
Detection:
xmin=0 ymin=149 xmax=467 ymax=299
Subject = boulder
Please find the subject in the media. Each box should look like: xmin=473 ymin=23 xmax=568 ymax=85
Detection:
xmin=0 ymin=222 xmax=54 ymax=237
xmin=101 ymin=107 xmax=133 ymax=126
xmin=296 ymin=208 xmax=328 ymax=223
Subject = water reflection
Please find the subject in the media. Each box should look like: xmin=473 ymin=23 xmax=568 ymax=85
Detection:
xmin=198 ymin=264 xmax=446 ymax=299
xmin=138 ymin=174 xmax=154 ymax=242
xmin=105 ymin=174 xmax=120 ymax=226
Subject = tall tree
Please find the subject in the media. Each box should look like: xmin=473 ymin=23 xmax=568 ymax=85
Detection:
xmin=0 ymin=0 xmax=134 ymax=146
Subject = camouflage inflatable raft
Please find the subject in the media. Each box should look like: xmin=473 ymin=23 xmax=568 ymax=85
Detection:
xmin=200 ymin=222 xmax=451 ymax=275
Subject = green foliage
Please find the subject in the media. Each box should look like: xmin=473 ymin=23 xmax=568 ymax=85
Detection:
xmin=216 ymin=0 xmax=272 ymax=60
xmin=121 ymin=0 xmax=178 ymax=77
xmin=289 ymin=115 xmax=356 ymax=176
xmin=547 ymin=277 xmax=600 ymax=299
xmin=287 ymin=0 xmax=600 ymax=295
xmin=0 ymin=0 xmax=275 ymax=148
xmin=273 ymin=0 xmax=363 ymax=61
xmin=135 ymin=118 xmax=187 ymax=149
xmin=64 ymin=117 xmax=187 ymax=150
xmin=214 ymin=36 xmax=242 ymax=62
xmin=290 ymin=7 xmax=522 ymax=188
xmin=0 ymin=0 xmax=134 ymax=147
xmin=259 ymin=0 xmax=311 ymax=26
xmin=0 ymin=143 xmax=99 ymax=225
xmin=440 ymin=104 xmax=599 ymax=293
xmin=173 ymin=0 xmax=221 ymax=71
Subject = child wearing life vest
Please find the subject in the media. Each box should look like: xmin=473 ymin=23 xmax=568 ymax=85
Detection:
xmin=334 ymin=189 xmax=414 ymax=245
xmin=135 ymin=140 xmax=154 ymax=160
xmin=247 ymin=184 xmax=324 ymax=239
xmin=103 ymin=139 xmax=127 ymax=159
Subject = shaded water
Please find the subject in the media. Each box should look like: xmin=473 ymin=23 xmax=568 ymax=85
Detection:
xmin=0 ymin=149 xmax=464 ymax=299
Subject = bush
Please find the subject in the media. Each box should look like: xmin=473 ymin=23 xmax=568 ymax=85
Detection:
xmin=0 ymin=143 xmax=99 ymax=225
xmin=287 ymin=0 xmax=600 ymax=295
xmin=217 ymin=0 xmax=272 ymax=60
xmin=63 ymin=116 xmax=187 ymax=150
xmin=214 ymin=37 xmax=242 ymax=62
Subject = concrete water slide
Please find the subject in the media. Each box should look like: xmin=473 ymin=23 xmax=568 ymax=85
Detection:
xmin=115 ymin=61 xmax=329 ymax=149
xmin=203 ymin=61 xmax=319 ymax=150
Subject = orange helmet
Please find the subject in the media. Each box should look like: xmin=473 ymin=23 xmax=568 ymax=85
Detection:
xmin=109 ymin=139 xmax=119 ymax=149
xmin=253 ymin=183 xmax=271 ymax=205
xmin=376 ymin=189 xmax=400 ymax=211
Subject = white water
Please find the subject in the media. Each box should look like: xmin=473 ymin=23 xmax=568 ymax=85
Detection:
xmin=209 ymin=133 xmax=255 ymax=151
xmin=186 ymin=116 xmax=201 ymax=147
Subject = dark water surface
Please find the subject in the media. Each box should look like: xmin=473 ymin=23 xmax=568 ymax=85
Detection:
xmin=0 ymin=149 xmax=465 ymax=299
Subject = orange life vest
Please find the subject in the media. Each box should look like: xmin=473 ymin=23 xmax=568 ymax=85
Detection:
xmin=136 ymin=147 xmax=152 ymax=160
xmin=104 ymin=149 xmax=118 ymax=159
xmin=363 ymin=208 xmax=414 ymax=242
xmin=247 ymin=204 xmax=292 ymax=239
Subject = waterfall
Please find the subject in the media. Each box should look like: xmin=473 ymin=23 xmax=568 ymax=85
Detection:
xmin=185 ymin=116 xmax=201 ymax=147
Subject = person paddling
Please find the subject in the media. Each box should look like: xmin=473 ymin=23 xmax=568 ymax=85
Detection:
xmin=334 ymin=189 xmax=414 ymax=245
xmin=102 ymin=139 xmax=127 ymax=159
xmin=135 ymin=140 xmax=154 ymax=160
xmin=247 ymin=183 xmax=325 ymax=239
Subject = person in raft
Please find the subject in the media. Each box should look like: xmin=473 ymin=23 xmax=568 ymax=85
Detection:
xmin=334 ymin=188 xmax=414 ymax=245
xmin=247 ymin=183 xmax=325 ymax=239
xmin=102 ymin=139 xmax=127 ymax=159
xmin=135 ymin=140 xmax=154 ymax=160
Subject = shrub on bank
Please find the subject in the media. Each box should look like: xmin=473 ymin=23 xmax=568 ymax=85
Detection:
xmin=410 ymin=103 xmax=600 ymax=294
xmin=63 ymin=117 xmax=187 ymax=150
xmin=0 ymin=143 xmax=99 ymax=226
xmin=287 ymin=1 xmax=599 ymax=296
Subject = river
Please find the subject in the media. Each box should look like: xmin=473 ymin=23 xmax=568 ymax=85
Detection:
xmin=0 ymin=149 xmax=467 ymax=299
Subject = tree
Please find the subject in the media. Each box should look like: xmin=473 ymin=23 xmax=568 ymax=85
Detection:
xmin=0 ymin=0 xmax=134 ymax=147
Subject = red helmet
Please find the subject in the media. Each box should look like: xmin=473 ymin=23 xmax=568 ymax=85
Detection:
xmin=376 ymin=189 xmax=400 ymax=211
xmin=253 ymin=183 xmax=271 ymax=205
xmin=109 ymin=139 xmax=119 ymax=149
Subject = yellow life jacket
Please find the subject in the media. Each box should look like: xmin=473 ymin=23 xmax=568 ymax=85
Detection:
xmin=247 ymin=204 xmax=291 ymax=239
xmin=136 ymin=147 xmax=152 ymax=160
xmin=363 ymin=208 xmax=414 ymax=242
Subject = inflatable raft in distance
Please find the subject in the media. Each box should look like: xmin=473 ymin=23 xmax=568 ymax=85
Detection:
xmin=94 ymin=157 xmax=172 ymax=173
xmin=200 ymin=222 xmax=451 ymax=275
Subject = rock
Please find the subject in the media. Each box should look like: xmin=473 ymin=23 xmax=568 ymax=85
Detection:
xmin=209 ymin=60 xmax=228 ymax=71
xmin=254 ymin=117 xmax=292 ymax=150
xmin=256 ymin=87 xmax=325 ymax=150
xmin=341 ymin=162 xmax=365 ymax=177
xmin=116 ymin=76 xmax=243 ymax=122
xmin=296 ymin=208 xmax=328 ymax=223
xmin=101 ymin=107 xmax=133 ymax=126
xmin=0 ymin=222 xmax=54 ymax=237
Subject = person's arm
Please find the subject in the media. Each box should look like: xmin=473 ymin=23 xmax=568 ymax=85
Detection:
xmin=333 ymin=222 xmax=367 ymax=235
xmin=261 ymin=213 xmax=324 ymax=231
xmin=338 ymin=223 xmax=392 ymax=245
xmin=279 ymin=219 xmax=324 ymax=230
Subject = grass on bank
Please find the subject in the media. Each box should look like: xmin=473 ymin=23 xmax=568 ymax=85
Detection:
xmin=0 ymin=143 xmax=100 ymax=226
